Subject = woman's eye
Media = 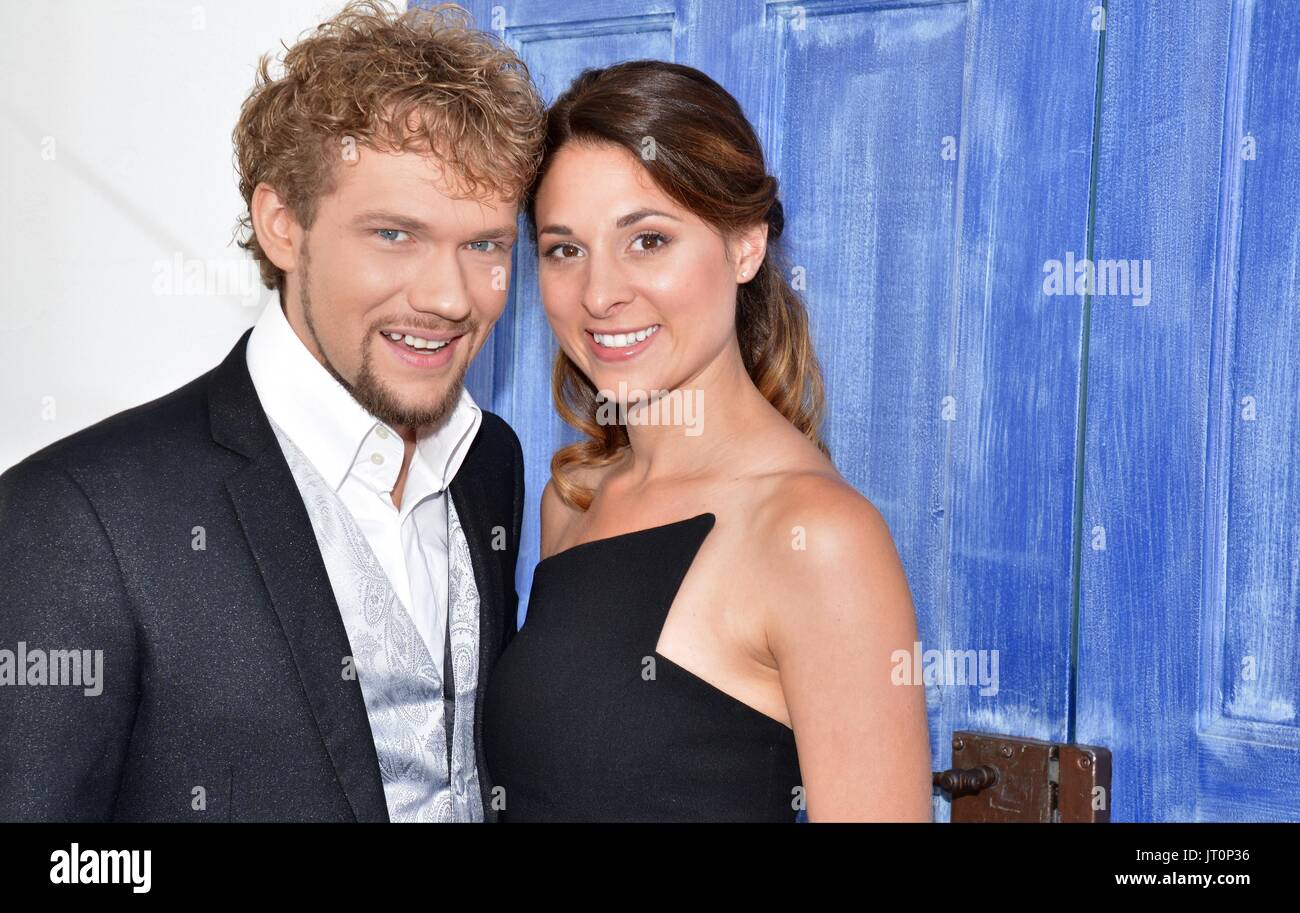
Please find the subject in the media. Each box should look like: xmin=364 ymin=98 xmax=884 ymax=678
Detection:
xmin=467 ymin=240 xmax=500 ymax=253
xmin=545 ymin=243 xmax=582 ymax=260
xmin=376 ymin=229 xmax=410 ymax=243
xmin=631 ymin=231 xmax=669 ymax=253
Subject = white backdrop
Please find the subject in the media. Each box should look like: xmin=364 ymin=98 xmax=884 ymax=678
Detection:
xmin=0 ymin=0 xmax=341 ymax=470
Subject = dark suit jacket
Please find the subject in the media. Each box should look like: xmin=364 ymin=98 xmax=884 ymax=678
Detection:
xmin=0 ymin=330 xmax=523 ymax=821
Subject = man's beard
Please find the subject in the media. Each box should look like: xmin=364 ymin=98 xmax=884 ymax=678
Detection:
xmin=298 ymin=245 xmax=472 ymax=433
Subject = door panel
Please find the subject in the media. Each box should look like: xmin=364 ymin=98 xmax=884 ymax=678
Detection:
xmin=1081 ymin=0 xmax=1300 ymax=822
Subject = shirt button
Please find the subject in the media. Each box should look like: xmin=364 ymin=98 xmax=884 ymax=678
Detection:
xmin=370 ymin=452 xmax=384 ymax=465
xmin=376 ymin=427 xmax=389 ymax=439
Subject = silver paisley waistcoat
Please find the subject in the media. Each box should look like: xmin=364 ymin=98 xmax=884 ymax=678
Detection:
xmin=269 ymin=419 xmax=483 ymax=822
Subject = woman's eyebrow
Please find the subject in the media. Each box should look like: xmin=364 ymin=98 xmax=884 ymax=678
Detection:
xmin=615 ymin=208 xmax=679 ymax=229
xmin=539 ymin=208 xmax=681 ymax=237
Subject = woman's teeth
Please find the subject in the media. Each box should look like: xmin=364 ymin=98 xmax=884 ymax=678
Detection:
xmin=592 ymin=325 xmax=660 ymax=348
xmin=385 ymin=331 xmax=450 ymax=351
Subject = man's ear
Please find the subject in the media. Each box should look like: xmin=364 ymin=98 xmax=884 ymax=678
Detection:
xmin=732 ymin=221 xmax=769 ymax=284
xmin=250 ymin=182 xmax=302 ymax=276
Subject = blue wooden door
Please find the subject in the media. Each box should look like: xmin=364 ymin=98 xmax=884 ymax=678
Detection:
xmin=1080 ymin=0 xmax=1300 ymax=822
xmin=423 ymin=0 xmax=1300 ymax=821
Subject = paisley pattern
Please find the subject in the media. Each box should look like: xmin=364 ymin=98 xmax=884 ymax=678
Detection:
xmin=270 ymin=419 xmax=482 ymax=822
xmin=445 ymin=495 xmax=482 ymax=819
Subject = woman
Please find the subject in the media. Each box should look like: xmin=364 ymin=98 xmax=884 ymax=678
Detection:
xmin=483 ymin=60 xmax=932 ymax=822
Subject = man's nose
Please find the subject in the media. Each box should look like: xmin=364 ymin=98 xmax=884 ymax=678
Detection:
xmin=408 ymin=256 xmax=474 ymax=323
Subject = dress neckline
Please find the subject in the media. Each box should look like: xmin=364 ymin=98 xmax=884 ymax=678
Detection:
xmin=536 ymin=512 xmax=716 ymax=569
xmin=530 ymin=509 xmax=797 ymax=738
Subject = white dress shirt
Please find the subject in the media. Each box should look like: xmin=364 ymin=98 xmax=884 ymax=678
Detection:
xmin=245 ymin=298 xmax=482 ymax=681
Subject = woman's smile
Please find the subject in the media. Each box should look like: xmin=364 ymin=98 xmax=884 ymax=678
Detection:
xmin=585 ymin=323 xmax=661 ymax=361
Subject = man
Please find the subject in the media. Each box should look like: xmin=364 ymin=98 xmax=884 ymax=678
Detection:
xmin=0 ymin=1 xmax=545 ymax=822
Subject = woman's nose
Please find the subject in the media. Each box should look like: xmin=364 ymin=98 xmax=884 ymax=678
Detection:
xmin=580 ymin=253 xmax=634 ymax=318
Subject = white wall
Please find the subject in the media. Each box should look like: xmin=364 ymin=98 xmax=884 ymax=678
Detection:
xmin=0 ymin=0 xmax=344 ymax=470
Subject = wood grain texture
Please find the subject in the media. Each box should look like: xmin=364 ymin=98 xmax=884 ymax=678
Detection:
xmin=1082 ymin=0 xmax=1300 ymax=822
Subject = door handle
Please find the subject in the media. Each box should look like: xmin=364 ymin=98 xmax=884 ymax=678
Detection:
xmin=932 ymin=764 xmax=999 ymax=798
xmin=933 ymin=731 xmax=1111 ymax=822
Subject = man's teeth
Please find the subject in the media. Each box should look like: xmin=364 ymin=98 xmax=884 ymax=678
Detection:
xmin=593 ymin=325 xmax=660 ymax=348
xmin=385 ymin=332 xmax=450 ymax=351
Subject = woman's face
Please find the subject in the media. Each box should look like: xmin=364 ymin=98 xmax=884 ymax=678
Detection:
xmin=533 ymin=141 xmax=759 ymax=405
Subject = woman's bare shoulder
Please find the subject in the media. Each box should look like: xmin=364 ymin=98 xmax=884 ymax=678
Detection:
xmin=745 ymin=469 xmax=930 ymax=822
xmin=733 ymin=460 xmax=906 ymax=633
xmin=748 ymin=468 xmax=893 ymax=564
xmin=539 ymin=454 xmax=625 ymax=558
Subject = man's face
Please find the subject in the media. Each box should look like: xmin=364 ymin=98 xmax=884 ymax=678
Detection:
xmin=284 ymin=146 xmax=518 ymax=432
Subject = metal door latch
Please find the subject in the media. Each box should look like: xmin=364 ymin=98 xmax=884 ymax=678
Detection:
xmin=932 ymin=730 xmax=1111 ymax=822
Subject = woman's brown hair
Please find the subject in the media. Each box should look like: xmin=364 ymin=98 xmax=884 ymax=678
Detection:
xmin=526 ymin=60 xmax=828 ymax=510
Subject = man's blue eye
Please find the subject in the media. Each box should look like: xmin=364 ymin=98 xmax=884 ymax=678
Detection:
xmin=468 ymin=240 xmax=499 ymax=253
xmin=376 ymin=229 xmax=409 ymax=242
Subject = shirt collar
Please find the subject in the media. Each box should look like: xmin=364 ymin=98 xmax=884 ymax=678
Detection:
xmin=244 ymin=297 xmax=482 ymax=502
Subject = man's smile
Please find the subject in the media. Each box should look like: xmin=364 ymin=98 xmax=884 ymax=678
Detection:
xmin=376 ymin=327 xmax=466 ymax=369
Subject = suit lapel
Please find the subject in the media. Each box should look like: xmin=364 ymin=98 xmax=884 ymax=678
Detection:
xmin=210 ymin=330 xmax=390 ymax=823
xmin=449 ymin=464 xmax=505 ymax=820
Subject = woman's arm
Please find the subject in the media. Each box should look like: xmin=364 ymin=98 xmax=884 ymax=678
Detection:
xmin=764 ymin=481 xmax=934 ymax=822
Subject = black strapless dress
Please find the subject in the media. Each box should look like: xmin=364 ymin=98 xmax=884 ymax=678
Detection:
xmin=483 ymin=512 xmax=803 ymax=822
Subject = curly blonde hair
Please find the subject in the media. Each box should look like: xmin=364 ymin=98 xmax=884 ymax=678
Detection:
xmin=233 ymin=0 xmax=546 ymax=291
